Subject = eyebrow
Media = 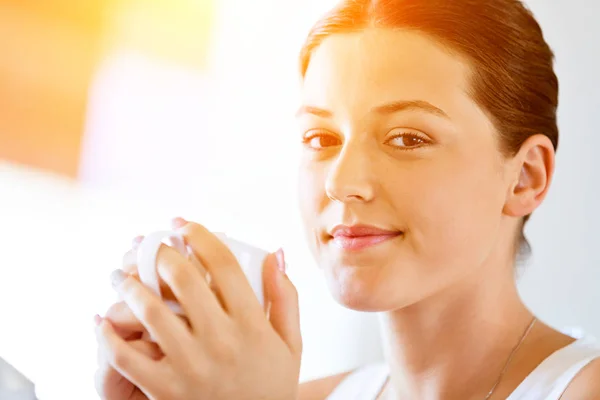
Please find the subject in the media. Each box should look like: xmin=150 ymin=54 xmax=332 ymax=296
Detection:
xmin=373 ymin=100 xmax=449 ymax=119
xmin=295 ymin=100 xmax=449 ymax=119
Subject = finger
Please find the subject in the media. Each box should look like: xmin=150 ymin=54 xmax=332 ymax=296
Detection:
xmin=155 ymin=243 xmax=226 ymax=334
xmin=264 ymin=250 xmax=302 ymax=357
xmin=95 ymin=319 xmax=167 ymax=397
xmin=95 ymin=338 xmax=164 ymax=399
xmin=97 ymin=338 xmax=164 ymax=371
xmin=129 ymin=237 xmax=210 ymax=301
xmin=102 ymin=301 xmax=191 ymax=341
xmin=111 ymin=270 xmax=192 ymax=360
xmin=103 ymin=301 xmax=145 ymax=339
xmin=122 ymin=236 xmax=144 ymax=275
xmin=123 ymin=243 xmax=212 ymax=311
xmin=175 ymin=221 xmax=259 ymax=315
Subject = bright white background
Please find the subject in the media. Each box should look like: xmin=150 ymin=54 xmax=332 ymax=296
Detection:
xmin=0 ymin=1 xmax=597 ymax=399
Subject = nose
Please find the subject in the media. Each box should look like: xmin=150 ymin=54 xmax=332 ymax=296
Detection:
xmin=325 ymin=141 xmax=376 ymax=203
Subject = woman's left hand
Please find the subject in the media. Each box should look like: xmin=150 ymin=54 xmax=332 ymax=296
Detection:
xmin=95 ymin=219 xmax=302 ymax=400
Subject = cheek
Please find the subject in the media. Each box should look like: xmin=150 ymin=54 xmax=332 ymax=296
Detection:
xmin=297 ymin=160 xmax=327 ymax=249
xmin=398 ymin=153 xmax=507 ymax=267
xmin=298 ymin=161 xmax=323 ymax=218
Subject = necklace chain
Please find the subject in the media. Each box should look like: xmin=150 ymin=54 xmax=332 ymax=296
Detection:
xmin=483 ymin=316 xmax=537 ymax=400
xmin=377 ymin=317 xmax=538 ymax=400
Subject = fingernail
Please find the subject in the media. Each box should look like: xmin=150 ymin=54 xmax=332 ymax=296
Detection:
xmin=110 ymin=269 xmax=127 ymax=288
xmin=94 ymin=314 xmax=103 ymax=326
xmin=172 ymin=217 xmax=188 ymax=229
xmin=132 ymin=236 xmax=144 ymax=249
xmin=275 ymin=248 xmax=286 ymax=274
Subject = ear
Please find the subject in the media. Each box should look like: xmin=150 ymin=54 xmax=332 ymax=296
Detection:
xmin=503 ymin=134 xmax=556 ymax=218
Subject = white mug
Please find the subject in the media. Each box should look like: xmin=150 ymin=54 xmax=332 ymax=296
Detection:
xmin=135 ymin=230 xmax=269 ymax=328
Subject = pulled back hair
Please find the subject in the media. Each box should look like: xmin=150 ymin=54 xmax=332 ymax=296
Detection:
xmin=299 ymin=0 xmax=559 ymax=258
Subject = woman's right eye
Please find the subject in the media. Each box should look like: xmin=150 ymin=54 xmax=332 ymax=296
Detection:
xmin=302 ymin=132 xmax=342 ymax=150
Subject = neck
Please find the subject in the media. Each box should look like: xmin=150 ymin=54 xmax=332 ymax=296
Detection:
xmin=378 ymin=259 xmax=533 ymax=399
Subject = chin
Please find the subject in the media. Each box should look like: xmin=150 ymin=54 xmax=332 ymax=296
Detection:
xmin=332 ymin=291 xmax=388 ymax=312
xmin=324 ymin=262 xmax=419 ymax=312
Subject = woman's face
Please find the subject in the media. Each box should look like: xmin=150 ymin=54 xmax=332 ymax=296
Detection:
xmin=297 ymin=29 xmax=516 ymax=311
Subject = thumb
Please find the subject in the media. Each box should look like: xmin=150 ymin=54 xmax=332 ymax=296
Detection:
xmin=263 ymin=249 xmax=302 ymax=357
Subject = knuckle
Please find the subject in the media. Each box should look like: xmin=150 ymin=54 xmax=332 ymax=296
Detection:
xmin=104 ymin=301 xmax=126 ymax=320
xmin=184 ymin=221 xmax=207 ymax=235
xmin=121 ymin=276 xmax=143 ymax=298
xmin=107 ymin=346 xmax=129 ymax=370
xmin=163 ymin=261 xmax=190 ymax=288
xmin=211 ymin=333 xmax=240 ymax=366
xmin=123 ymin=264 xmax=138 ymax=276
xmin=188 ymin=360 xmax=211 ymax=385
xmin=156 ymin=246 xmax=193 ymax=287
xmin=138 ymin=301 xmax=161 ymax=325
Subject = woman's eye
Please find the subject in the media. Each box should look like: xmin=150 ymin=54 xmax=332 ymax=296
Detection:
xmin=303 ymin=133 xmax=342 ymax=150
xmin=386 ymin=131 xmax=430 ymax=149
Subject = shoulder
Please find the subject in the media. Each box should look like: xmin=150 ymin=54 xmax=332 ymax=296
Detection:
xmin=298 ymin=370 xmax=354 ymax=400
xmin=559 ymin=356 xmax=600 ymax=399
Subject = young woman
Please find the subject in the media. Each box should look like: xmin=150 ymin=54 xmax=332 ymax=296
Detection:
xmin=94 ymin=1 xmax=600 ymax=399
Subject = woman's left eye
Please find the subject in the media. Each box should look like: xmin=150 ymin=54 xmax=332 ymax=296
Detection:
xmin=385 ymin=131 xmax=430 ymax=149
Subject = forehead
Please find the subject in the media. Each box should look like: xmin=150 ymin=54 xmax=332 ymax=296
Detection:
xmin=301 ymin=29 xmax=474 ymax=118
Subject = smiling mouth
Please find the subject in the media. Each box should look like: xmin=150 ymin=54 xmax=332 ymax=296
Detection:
xmin=330 ymin=233 xmax=401 ymax=251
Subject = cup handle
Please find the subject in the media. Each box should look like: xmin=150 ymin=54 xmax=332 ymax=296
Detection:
xmin=136 ymin=230 xmax=187 ymax=298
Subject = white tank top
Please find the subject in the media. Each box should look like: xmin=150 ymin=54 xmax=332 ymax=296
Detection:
xmin=327 ymin=335 xmax=600 ymax=399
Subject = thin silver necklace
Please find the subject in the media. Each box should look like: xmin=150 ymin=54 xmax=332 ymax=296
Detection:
xmin=378 ymin=317 xmax=537 ymax=400
xmin=483 ymin=316 xmax=537 ymax=400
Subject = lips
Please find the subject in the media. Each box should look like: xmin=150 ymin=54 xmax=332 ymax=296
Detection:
xmin=329 ymin=224 xmax=403 ymax=251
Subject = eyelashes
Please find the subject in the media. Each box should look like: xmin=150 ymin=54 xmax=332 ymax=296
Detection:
xmin=301 ymin=132 xmax=342 ymax=150
xmin=384 ymin=130 xmax=431 ymax=149
xmin=301 ymin=129 xmax=432 ymax=151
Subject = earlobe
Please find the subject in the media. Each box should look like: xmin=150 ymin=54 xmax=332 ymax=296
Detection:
xmin=503 ymin=135 xmax=555 ymax=218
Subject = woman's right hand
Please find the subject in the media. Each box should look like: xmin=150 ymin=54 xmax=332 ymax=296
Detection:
xmin=95 ymin=237 xmax=156 ymax=400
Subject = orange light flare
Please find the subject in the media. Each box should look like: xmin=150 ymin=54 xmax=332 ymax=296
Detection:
xmin=0 ymin=0 xmax=214 ymax=178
